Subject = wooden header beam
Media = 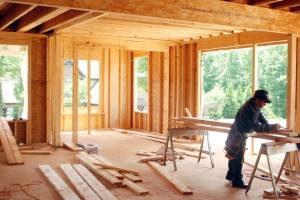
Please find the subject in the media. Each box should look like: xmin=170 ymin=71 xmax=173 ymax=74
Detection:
xmin=4 ymin=0 xmax=300 ymax=34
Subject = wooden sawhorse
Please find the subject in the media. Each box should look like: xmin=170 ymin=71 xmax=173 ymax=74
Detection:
xmin=245 ymin=142 xmax=300 ymax=200
xmin=163 ymin=127 xmax=214 ymax=171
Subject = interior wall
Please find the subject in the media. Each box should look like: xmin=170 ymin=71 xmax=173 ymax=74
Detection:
xmin=57 ymin=35 xmax=170 ymax=137
xmin=169 ymin=43 xmax=198 ymax=120
xmin=0 ymin=32 xmax=47 ymax=144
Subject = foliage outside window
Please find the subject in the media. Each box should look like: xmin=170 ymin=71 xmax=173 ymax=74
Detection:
xmin=0 ymin=45 xmax=28 ymax=119
xmin=134 ymin=56 xmax=149 ymax=112
xmin=257 ymin=44 xmax=287 ymax=121
xmin=201 ymin=48 xmax=252 ymax=120
xmin=78 ymin=60 xmax=88 ymax=113
xmin=63 ymin=59 xmax=73 ymax=111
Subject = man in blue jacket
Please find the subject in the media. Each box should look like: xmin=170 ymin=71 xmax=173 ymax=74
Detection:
xmin=224 ymin=89 xmax=281 ymax=189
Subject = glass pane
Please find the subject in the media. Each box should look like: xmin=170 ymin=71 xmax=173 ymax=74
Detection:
xmin=134 ymin=56 xmax=148 ymax=112
xmin=90 ymin=60 xmax=100 ymax=114
xmin=201 ymin=48 xmax=252 ymax=120
xmin=78 ymin=60 xmax=88 ymax=113
xmin=0 ymin=45 xmax=28 ymax=120
xmin=63 ymin=59 xmax=73 ymax=111
xmin=257 ymin=44 xmax=287 ymax=125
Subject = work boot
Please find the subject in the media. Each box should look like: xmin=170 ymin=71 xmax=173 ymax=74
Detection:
xmin=232 ymin=180 xmax=248 ymax=189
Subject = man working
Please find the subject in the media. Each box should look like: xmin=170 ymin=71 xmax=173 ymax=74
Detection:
xmin=224 ymin=89 xmax=281 ymax=189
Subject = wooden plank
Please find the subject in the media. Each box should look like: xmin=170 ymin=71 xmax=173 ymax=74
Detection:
xmin=0 ymin=4 xmax=35 ymax=30
xmin=148 ymin=161 xmax=193 ymax=195
xmin=123 ymin=178 xmax=149 ymax=195
xmin=39 ymin=165 xmax=80 ymax=200
xmin=20 ymin=150 xmax=52 ymax=154
xmin=76 ymin=154 xmax=123 ymax=186
xmin=8 ymin=0 xmax=300 ymax=34
xmin=0 ymin=119 xmax=23 ymax=164
xmin=60 ymin=164 xmax=101 ymax=200
xmin=73 ymin=164 xmax=118 ymax=200
xmin=63 ymin=142 xmax=83 ymax=151
xmin=16 ymin=7 xmax=67 ymax=32
xmin=121 ymin=173 xmax=142 ymax=182
xmin=93 ymin=163 xmax=140 ymax=176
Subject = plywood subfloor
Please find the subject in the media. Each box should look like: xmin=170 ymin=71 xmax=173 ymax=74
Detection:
xmin=0 ymin=130 xmax=293 ymax=200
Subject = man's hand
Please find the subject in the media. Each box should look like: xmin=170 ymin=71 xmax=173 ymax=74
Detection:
xmin=273 ymin=123 xmax=281 ymax=132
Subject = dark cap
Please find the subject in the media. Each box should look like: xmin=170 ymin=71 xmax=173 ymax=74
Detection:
xmin=253 ymin=89 xmax=271 ymax=103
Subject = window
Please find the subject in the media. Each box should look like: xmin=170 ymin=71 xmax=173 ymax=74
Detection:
xmin=0 ymin=45 xmax=28 ymax=119
xmin=78 ymin=60 xmax=88 ymax=113
xmin=63 ymin=59 xmax=73 ymax=111
xmin=257 ymin=44 xmax=287 ymax=124
xmin=201 ymin=48 xmax=252 ymax=120
xmin=90 ymin=60 xmax=100 ymax=113
xmin=134 ymin=56 xmax=149 ymax=112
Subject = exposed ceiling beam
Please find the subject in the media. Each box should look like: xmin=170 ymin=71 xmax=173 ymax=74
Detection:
xmin=0 ymin=1 xmax=11 ymax=14
xmin=55 ymin=12 xmax=108 ymax=32
xmin=271 ymin=0 xmax=300 ymax=9
xmin=0 ymin=4 xmax=35 ymax=30
xmin=16 ymin=6 xmax=67 ymax=32
xmin=38 ymin=10 xmax=89 ymax=33
xmin=248 ymin=0 xmax=282 ymax=6
xmin=5 ymin=0 xmax=300 ymax=34
xmin=290 ymin=6 xmax=300 ymax=13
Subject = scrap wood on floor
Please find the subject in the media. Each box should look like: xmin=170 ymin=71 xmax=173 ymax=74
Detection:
xmin=263 ymin=184 xmax=299 ymax=199
xmin=76 ymin=152 xmax=149 ymax=196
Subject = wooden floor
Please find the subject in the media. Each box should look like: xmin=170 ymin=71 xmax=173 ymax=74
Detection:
xmin=0 ymin=130 xmax=291 ymax=200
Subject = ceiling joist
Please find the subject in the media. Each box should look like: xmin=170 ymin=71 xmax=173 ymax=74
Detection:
xmin=38 ymin=10 xmax=89 ymax=33
xmin=0 ymin=3 xmax=35 ymax=30
xmin=16 ymin=6 xmax=68 ymax=32
xmin=271 ymin=0 xmax=300 ymax=9
xmin=4 ymin=0 xmax=300 ymax=34
xmin=248 ymin=0 xmax=281 ymax=6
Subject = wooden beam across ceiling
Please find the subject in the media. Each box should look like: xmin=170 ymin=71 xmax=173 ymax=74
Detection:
xmin=248 ymin=0 xmax=282 ymax=6
xmin=271 ymin=0 xmax=300 ymax=9
xmin=55 ymin=12 xmax=108 ymax=32
xmin=4 ymin=0 xmax=300 ymax=35
xmin=16 ymin=6 xmax=67 ymax=32
xmin=38 ymin=10 xmax=89 ymax=33
xmin=290 ymin=6 xmax=300 ymax=13
xmin=0 ymin=3 xmax=35 ymax=30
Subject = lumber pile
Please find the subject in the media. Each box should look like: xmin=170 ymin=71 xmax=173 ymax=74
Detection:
xmin=39 ymin=164 xmax=117 ymax=200
xmin=174 ymin=117 xmax=300 ymax=142
xmin=0 ymin=118 xmax=23 ymax=164
xmin=76 ymin=152 xmax=149 ymax=195
xmin=263 ymin=184 xmax=299 ymax=199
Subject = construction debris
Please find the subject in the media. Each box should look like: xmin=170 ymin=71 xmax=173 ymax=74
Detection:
xmin=263 ymin=184 xmax=299 ymax=199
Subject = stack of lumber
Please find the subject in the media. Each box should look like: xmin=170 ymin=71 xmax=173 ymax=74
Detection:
xmin=174 ymin=117 xmax=300 ymax=143
xmin=39 ymin=164 xmax=117 ymax=200
xmin=76 ymin=152 xmax=149 ymax=195
xmin=0 ymin=118 xmax=23 ymax=164
xmin=263 ymin=184 xmax=299 ymax=199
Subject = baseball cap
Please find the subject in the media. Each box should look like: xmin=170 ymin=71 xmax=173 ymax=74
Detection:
xmin=253 ymin=89 xmax=271 ymax=103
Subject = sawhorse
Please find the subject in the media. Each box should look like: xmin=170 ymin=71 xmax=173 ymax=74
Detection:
xmin=163 ymin=127 xmax=214 ymax=171
xmin=245 ymin=142 xmax=300 ymax=200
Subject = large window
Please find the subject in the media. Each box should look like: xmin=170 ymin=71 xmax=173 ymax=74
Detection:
xmin=0 ymin=45 xmax=28 ymax=119
xmin=90 ymin=60 xmax=100 ymax=114
xmin=201 ymin=48 xmax=252 ymax=120
xmin=201 ymin=44 xmax=288 ymax=124
xmin=257 ymin=44 xmax=287 ymax=123
xmin=134 ymin=55 xmax=149 ymax=112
